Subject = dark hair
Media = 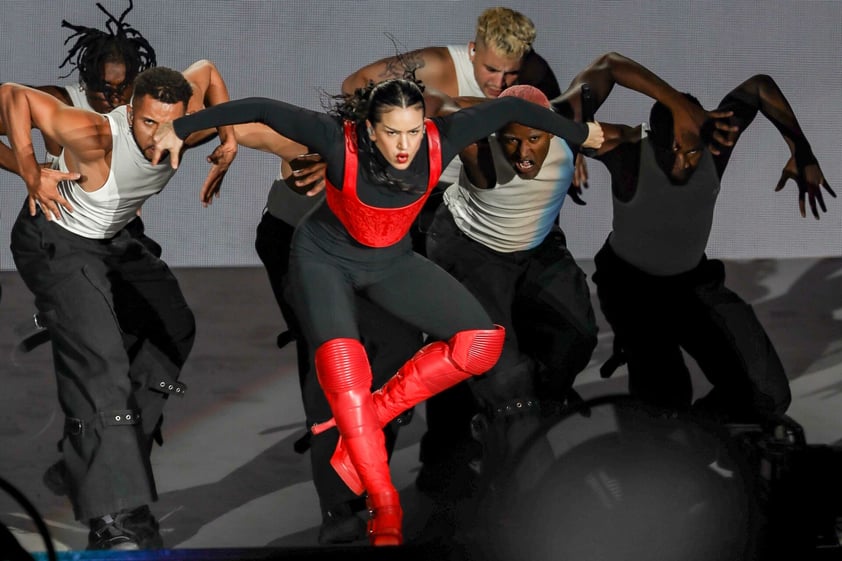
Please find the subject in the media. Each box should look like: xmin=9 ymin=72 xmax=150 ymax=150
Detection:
xmin=332 ymin=77 xmax=426 ymax=192
xmin=59 ymin=0 xmax=156 ymax=93
xmin=132 ymin=67 xmax=192 ymax=106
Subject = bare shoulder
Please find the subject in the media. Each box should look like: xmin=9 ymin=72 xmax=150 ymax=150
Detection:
xmin=343 ymin=46 xmax=456 ymax=95
xmin=411 ymin=46 xmax=457 ymax=94
xmin=417 ymin=46 xmax=453 ymax=63
xmin=62 ymin=107 xmax=113 ymax=154
xmin=32 ymin=84 xmax=73 ymax=105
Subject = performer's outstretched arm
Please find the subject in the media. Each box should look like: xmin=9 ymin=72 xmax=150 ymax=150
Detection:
xmin=715 ymin=74 xmax=835 ymax=218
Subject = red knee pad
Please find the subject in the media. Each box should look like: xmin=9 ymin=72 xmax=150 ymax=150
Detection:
xmin=448 ymin=325 xmax=505 ymax=375
xmin=315 ymin=338 xmax=371 ymax=392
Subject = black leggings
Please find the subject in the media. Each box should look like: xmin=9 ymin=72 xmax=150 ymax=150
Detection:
xmin=256 ymin=211 xmax=423 ymax=512
xmin=289 ymin=232 xmax=493 ymax=349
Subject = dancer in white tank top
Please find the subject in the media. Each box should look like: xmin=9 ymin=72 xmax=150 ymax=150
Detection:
xmin=1 ymin=60 xmax=236 ymax=551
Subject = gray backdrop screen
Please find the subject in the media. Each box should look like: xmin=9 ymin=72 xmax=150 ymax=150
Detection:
xmin=1 ymin=0 xmax=839 ymax=270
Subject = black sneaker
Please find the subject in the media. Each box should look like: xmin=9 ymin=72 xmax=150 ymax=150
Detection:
xmin=318 ymin=503 xmax=366 ymax=545
xmin=125 ymin=505 xmax=164 ymax=549
xmin=87 ymin=505 xmax=163 ymax=550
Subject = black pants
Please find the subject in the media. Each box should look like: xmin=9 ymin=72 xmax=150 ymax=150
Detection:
xmin=421 ymin=205 xmax=598 ymax=466
xmin=255 ymin=211 xmax=422 ymax=512
xmin=11 ymin=205 xmax=195 ymax=520
xmin=592 ymin=240 xmax=791 ymax=421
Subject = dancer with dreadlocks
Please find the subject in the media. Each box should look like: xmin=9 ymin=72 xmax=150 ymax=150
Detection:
xmin=53 ymin=0 xmax=156 ymax=113
xmin=0 ymin=2 xmax=161 ymax=299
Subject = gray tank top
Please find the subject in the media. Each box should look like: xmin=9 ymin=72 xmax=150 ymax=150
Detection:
xmin=609 ymin=138 xmax=719 ymax=275
xmin=266 ymin=161 xmax=323 ymax=226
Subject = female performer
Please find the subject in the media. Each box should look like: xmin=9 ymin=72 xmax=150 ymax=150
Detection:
xmin=151 ymin=78 xmax=602 ymax=545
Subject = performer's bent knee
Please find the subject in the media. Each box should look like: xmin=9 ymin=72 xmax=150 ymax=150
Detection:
xmin=315 ymin=338 xmax=372 ymax=391
xmin=448 ymin=325 xmax=505 ymax=375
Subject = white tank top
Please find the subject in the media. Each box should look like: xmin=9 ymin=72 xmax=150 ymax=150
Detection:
xmin=51 ymin=105 xmax=176 ymax=238
xmin=65 ymin=83 xmax=95 ymax=111
xmin=439 ymin=45 xmax=487 ymax=186
xmin=444 ymin=136 xmax=574 ymax=252
xmin=446 ymin=44 xmax=485 ymax=98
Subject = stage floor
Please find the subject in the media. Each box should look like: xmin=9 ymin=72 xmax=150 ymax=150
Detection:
xmin=2 ymin=258 xmax=841 ymax=553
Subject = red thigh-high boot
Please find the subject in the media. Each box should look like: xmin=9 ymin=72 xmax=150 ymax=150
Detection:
xmin=314 ymin=338 xmax=402 ymax=546
xmin=316 ymin=326 xmax=505 ymax=495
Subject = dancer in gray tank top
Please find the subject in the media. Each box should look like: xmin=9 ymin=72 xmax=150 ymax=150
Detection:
xmin=585 ymin=54 xmax=834 ymax=424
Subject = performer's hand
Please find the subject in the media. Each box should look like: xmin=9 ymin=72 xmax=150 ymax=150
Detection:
xmin=199 ymin=141 xmax=238 ymax=206
xmin=568 ymin=152 xmax=589 ymax=206
xmin=289 ymin=154 xmax=327 ymax=197
xmin=776 ymin=157 xmax=836 ymax=219
xmin=151 ymin=121 xmax=184 ymax=168
xmin=583 ymin=121 xmax=604 ymax=150
xmin=704 ymin=110 xmax=738 ymax=155
xmin=672 ymin=104 xmax=740 ymax=158
xmin=27 ymin=167 xmax=78 ymax=220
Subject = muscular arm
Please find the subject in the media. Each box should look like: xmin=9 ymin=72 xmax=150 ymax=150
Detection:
xmin=0 ymin=83 xmax=74 ymax=157
xmin=181 ymin=59 xmax=236 ymax=149
xmin=552 ymin=52 xmax=689 ymax=123
xmin=342 ymin=47 xmax=457 ymax=96
xmin=0 ymin=83 xmax=107 ymax=188
xmin=714 ymin=74 xmax=834 ymax=217
xmin=0 ymin=83 xmax=73 ymax=171
xmin=713 ymin=74 xmax=814 ymax=172
xmin=0 ymin=82 xmax=108 ymax=217
xmin=232 ymin=123 xmax=325 ymax=194
xmin=179 ymin=59 xmax=243 ymax=205
xmin=233 ymin=123 xmax=308 ymax=158
xmin=0 ymin=140 xmax=19 ymax=173
xmin=30 ymin=84 xmax=73 ymax=106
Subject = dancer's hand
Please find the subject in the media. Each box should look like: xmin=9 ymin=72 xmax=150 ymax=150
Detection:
xmin=289 ymin=153 xmax=327 ymax=196
xmin=568 ymin=152 xmax=590 ymax=205
xmin=200 ymin=141 xmax=238 ymax=206
xmin=151 ymin=121 xmax=185 ymax=168
xmin=27 ymin=167 xmax=78 ymax=220
xmin=776 ymin=157 xmax=835 ymax=219
xmin=704 ymin=110 xmax=739 ymax=155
